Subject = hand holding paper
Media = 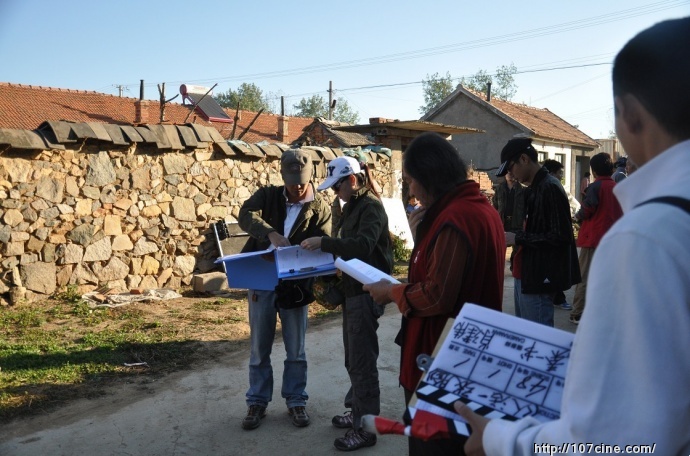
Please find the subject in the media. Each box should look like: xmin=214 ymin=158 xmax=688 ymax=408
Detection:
xmin=362 ymin=280 xmax=396 ymax=306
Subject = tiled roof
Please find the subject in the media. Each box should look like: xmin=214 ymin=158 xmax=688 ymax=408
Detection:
xmin=426 ymin=86 xmax=598 ymax=148
xmin=477 ymin=93 xmax=598 ymax=147
xmin=0 ymin=82 xmax=313 ymax=144
xmin=296 ymin=117 xmax=374 ymax=147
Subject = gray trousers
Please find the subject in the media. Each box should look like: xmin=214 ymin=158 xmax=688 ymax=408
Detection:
xmin=341 ymin=293 xmax=384 ymax=429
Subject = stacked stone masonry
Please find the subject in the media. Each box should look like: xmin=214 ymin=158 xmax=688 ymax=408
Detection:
xmin=0 ymin=139 xmax=394 ymax=303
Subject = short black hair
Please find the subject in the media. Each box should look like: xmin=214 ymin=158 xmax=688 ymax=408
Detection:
xmin=403 ymin=132 xmax=467 ymax=201
xmin=590 ymin=152 xmax=614 ymax=177
xmin=542 ymin=159 xmax=564 ymax=174
xmin=613 ymin=17 xmax=690 ymax=139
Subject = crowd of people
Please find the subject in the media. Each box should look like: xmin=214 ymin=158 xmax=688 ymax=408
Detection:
xmin=234 ymin=16 xmax=689 ymax=455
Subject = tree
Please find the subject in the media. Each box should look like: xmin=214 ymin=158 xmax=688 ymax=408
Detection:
xmin=419 ymin=72 xmax=454 ymax=115
xmin=293 ymin=94 xmax=328 ymax=118
xmin=461 ymin=63 xmax=517 ymax=100
xmin=333 ymin=99 xmax=359 ymax=124
xmin=214 ymin=82 xmax=272 ymax=113
xmin=293 ymin=94 xmax=359 ymax=124
xmin=493 ymin=63 xmax=518 ymax=100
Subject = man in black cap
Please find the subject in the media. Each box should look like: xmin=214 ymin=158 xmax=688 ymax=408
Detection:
xmin=237 ymin=148 xmax=332 ymax=430
xmin=495 ymin=137 xmax=580 ymax=327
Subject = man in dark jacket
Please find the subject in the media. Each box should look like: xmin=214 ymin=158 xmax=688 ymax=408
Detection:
xmin=496 ymin=137 xmax=581 ymax=327
xmin=237 ymin=148 xmax=332 ymax=431
xmin=570 ymin=153 xmax=622 ymax=324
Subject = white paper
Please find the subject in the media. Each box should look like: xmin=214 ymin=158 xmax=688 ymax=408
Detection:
xmin=334 ymin=257 xmax=400 ymax=285
xmin=415 ymin=303 xmax=574 ymax=428
xmin=275 ymin=246 xmax=335 ymax=275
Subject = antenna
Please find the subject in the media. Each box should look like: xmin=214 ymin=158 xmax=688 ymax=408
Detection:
xmin=113 ymin=84 xmax=129 ymax=97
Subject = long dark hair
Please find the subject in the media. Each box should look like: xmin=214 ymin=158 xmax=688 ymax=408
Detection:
xmin=403 ymin=132 xmax=467 ymax=201
xmin=356 ymin=164 xmax=381 ymax=199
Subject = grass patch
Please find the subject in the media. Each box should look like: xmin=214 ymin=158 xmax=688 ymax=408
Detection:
xmin=0 ymin=268 xmax=407 ymax=424
xmin=0 ymin=293 xmax=236 ymax=423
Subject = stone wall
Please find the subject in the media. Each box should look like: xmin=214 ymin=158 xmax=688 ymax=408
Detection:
xmin=0 ymin=143 xmax=394 ymax=303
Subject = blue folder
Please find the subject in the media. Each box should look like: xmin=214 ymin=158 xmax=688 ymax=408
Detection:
xmin=216 ymin=246 xmax=336 ymax=291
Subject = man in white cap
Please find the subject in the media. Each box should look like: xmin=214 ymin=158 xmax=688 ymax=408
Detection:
xmin=237 ymin=148 xmax=331 ymax=430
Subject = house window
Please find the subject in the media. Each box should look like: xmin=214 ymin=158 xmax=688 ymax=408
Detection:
xmin=538 ymin=151 xmax=547 ymax=163
xmin=555 ymin=153 xmax=566 ymax=165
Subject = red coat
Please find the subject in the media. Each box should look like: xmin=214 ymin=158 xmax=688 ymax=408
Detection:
xmin=398 ymin=181 xmax=505 ymax=391
xmin=576 ymin=176 xmax=623 ymax=248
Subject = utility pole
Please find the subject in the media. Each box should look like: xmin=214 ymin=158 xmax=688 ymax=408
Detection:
xmin=328 ymin=81 xmax=333 ymax=120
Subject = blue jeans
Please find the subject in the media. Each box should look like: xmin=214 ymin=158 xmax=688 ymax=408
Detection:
xmin=515 ymin=278 xmax=554 ymax=327
xmin=246 ymin=289 xmax=309 ymax=408
xmin=513 ymin=277 xmax=522 ymax=318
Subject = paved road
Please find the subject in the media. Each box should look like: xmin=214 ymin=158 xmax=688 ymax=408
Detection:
xmin=0 ymin=261 xmax=576 ymax=456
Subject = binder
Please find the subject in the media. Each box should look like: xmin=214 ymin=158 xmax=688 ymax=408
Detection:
xmin=216 ymin=246 xmax=336 ymax=291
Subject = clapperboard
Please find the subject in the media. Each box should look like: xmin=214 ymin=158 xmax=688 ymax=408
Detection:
xmin=409 ymin=303 xmax=574 ymax=437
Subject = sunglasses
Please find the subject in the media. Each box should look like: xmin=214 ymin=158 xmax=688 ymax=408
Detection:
xmin=333 ymin=176 xmax=348 ymax=191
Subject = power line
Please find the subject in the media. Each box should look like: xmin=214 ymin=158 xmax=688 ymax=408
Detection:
xmin=123 ymin=0 xmax=686 ymax=88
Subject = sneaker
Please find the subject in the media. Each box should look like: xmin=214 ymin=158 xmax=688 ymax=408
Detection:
xmin=569 ymin=314 xmax=581 ymax=325
xmin=334 ymin=429 xmax=377 ymax=451
xmin=242 ymin=405 xmax=267 ymax=430
xmin=556 ymin=302 xmax=573 ymax=310
xmin=332 ymin=411 xmax=354 ymax=429
xmin=288 ymin=406 xmax=310 ymax=427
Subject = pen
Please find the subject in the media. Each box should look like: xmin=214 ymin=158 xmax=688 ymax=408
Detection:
xmin=288 ymin=267 xmax=317 ymax=273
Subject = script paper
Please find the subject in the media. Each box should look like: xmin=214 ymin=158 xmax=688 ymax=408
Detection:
xmin=414 ymin=303 xmax=574 ymax=433
xmin=275 ymin=246 xmax=335 ymax=278
xmin=333 ymin=257 xmax=400 ymax=285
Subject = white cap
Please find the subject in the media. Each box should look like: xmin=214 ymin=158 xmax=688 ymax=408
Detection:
xmin=317 ymin=156 xmax=361 ymax=191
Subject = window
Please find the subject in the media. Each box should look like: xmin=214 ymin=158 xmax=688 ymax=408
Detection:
xmin=538 ymin=151 xmax=547 ymax=163
xmin=555 ymin=153 xmax=566 ymax=165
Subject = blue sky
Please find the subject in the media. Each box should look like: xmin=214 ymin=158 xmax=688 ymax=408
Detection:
xmin=1 ymin=0 xmax=688 ymax=139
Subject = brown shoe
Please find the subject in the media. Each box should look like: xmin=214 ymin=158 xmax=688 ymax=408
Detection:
xmin=242 ymin=405 xmax=267 ymax=430
xmin=288 ymin=406 xmax=310 ymax=427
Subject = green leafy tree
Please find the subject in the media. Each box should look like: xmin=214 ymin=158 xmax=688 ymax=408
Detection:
xmin=215 ymin=82 xmax=272 ymax=113
xmin=419 ymin=71 xmax=455 ymax=114
xmin=333 ymin=99 xmax=359 ymax=124
xmin=493 ymin=63 xmax=518 ymax=100
xmin=293 ymin=94 xmax=328 ymax=118
xmin=461 ymin=63 xmax=517 ymax=100
xmin=293 ymin=94 xmax=359 ymax=124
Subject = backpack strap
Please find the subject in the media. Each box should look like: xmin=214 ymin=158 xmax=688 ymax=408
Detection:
xmin=635 ymin=196 xmax=690 ymax=215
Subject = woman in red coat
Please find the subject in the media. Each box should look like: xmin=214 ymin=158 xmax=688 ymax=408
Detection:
xmin=364 ymin=132 xmax=505 ymax=456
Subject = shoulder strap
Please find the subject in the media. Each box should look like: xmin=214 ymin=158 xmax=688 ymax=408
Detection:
xmin=635 ymin=196 xmax=690 ymax=215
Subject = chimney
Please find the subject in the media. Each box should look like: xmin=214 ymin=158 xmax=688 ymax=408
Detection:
xmin=486 ymin=82 xmax=492 ymax=102
xmin=277 ymin=115 xmax=289 ymax=142
xmin=134 ymin=80 xmax=151 ymax=124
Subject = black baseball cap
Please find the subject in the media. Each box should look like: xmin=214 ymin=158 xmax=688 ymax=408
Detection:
xmin=496 ymin=137 xmax=536 ymax=177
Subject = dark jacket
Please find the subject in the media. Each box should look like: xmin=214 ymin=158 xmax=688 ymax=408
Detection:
xmin=575 ymin=176 xmax=623 ymax=248
xmin=238 ymin=184 xmax=332 ymax=252
xmin=516 ymin=168 xmax=581 ymax=293
xmin=493 ymin=181 xmax=526 ymax=232
xmin=321 ymin=187 xmax=393 ymax=297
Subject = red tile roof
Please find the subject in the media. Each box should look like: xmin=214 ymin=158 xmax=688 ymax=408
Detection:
xmin=0 ymin=82 xmax=313 ymax=144
xmin=482 ymin=95 xmax=598 ymax=147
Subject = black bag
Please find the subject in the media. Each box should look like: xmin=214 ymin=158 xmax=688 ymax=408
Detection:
xmin=274 ymin=278 xmax=315 ymax=309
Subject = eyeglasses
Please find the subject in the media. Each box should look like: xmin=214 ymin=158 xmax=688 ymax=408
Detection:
xmin=333 ymin=176 xmax=348 ymax=192
xmin=507 ymin=156 xmax=521 ymax=173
